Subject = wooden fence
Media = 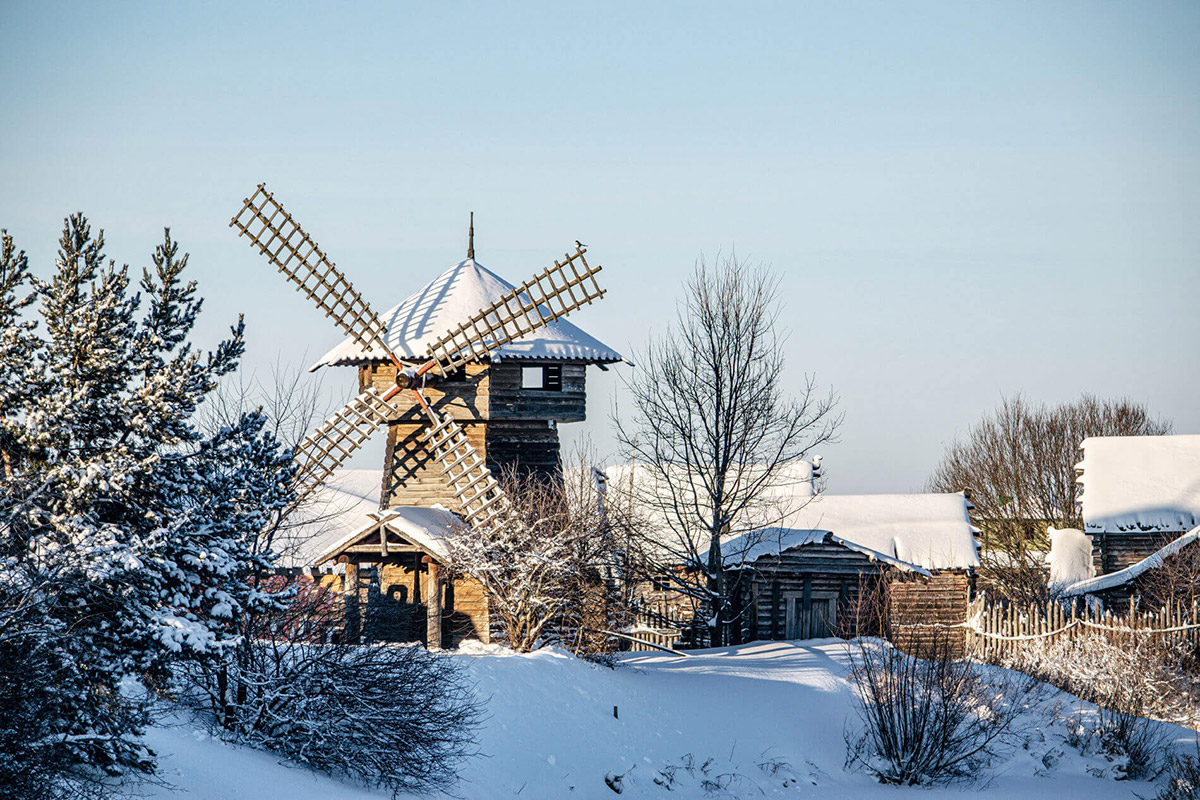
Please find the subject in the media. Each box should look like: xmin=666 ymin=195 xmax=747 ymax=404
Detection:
xmin=963 ymin=595 xmax=1200 ymax=662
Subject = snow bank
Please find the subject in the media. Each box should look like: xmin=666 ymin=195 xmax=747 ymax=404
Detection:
xmin=1078 ymin=434 xmax=1200 ymax=532
xmin=1047 ymin=527 xmax=1095 ymax=588
xmin=138 ymin=641 xmax=1187 ymax=799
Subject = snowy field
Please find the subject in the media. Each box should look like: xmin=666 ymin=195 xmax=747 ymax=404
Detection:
xmin=141 ymin=640 xmax=1195 ymax=799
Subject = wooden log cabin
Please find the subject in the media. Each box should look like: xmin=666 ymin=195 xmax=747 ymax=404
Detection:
xmin=725 ymin=490 xmax=979 ymax=655
xmin=1076 ymin=434 xmax=1200 ymax=576
xmin=611 ymin=460 xmax=980 ymax=653
xmin=280 ymin=254 xmax=624 ymax=647
xmin=1058 ymin=434 xmax=1200 ymax=609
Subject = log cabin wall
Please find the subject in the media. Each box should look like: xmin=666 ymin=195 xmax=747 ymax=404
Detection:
xmin=1089 ymin=531 xmax=1178 ymax=576
xmin=486 ymin=420 xmax=561 ymax=481
xmin=358 ymin=359 xmax=585 ymax=500
xmin=888 ymin=571 xmax=971 ymax=658
xmin=382 ymin=421 xmax=487 ymax=511
xmin=736 ymin=540 xmax=887 ymax=643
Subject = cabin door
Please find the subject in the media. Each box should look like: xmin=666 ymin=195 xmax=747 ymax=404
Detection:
xmin=784 ymin=594 xmax=838 ymax=640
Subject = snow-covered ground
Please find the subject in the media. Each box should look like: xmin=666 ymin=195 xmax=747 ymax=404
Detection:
xmin=140 ymin=640 xmax=1195 ymax=799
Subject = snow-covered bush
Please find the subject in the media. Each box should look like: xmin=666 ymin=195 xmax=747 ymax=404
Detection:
xmin=845 ymin=634 xmax=1037 ymax=785
xmin=0 ymin=219 xmax=293 ymax=798
xmin=1003 ymin=630 xmax=1200 ymax=728
xmin=179 ymin=584 xmax=482 ymax=797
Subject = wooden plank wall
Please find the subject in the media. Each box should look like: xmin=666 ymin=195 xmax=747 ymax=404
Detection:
xmin=486 ymin=420 xmax=562 ymax=481
xmin=359 ymin=362 xmax=490 ymax=423
xmin=739 ymin=541 xmax=886 ymax=642
xmin=1089 ymin=531 xmax=1178 ymax=576
xmin=488 ymin=361 xmax=586 ymax=423
xmin=382 ymin=421 xmax=488 ymax=510
xmin=888 ymin=571 xmax=971 ymax=658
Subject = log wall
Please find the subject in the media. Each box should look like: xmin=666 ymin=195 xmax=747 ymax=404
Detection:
xmin=888 ymin=571 xmax=971 ymax=658
xmin=488 ymin=361 xmax=587 ymax=423
xmin=738 ymin=540 xmax=887 ymax=643
xmin=1089 ymin=531 xmax=1179 ymax=576
xmin=382 ymin=420 xmax=489 ymax=511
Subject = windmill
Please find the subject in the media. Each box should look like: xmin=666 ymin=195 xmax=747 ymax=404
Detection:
xmin=229 ymin=183 xmax=609 ymax=544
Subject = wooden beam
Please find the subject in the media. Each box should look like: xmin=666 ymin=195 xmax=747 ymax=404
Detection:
xmin=424 ymin=556 xmax=443 ymax=649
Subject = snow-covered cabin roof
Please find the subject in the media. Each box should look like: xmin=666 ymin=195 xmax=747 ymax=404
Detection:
xmin=1077 ymin=435 xmax=1200 ymax=533
xmin=273 ymin=469 xmax=459 ymax=568
xmin=732 ymin=492 xmax=979 ymax=572
xmin=311 ymin=258 xmax=625 ymax=369
xmin=1061 ymin=525 xmax=1200 ymax=597
xmin=605 ymin=462 xmax=978 ymax=572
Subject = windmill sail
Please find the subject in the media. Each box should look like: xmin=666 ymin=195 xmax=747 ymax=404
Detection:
xmin=231 ymin=184 xmax=393 ymax=357
xmin=290 ymin=386 xmax=398 ymax=505
xmin=421 ymin=409 xmax=513 ymax=535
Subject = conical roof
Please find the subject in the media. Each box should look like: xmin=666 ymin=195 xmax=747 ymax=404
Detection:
xmin=311 ymin=258 xmax=624 ymax=370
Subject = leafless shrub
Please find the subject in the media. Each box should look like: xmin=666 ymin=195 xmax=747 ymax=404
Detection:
xmin=1096 ymin=700 xmax=1169 ymax=781
xmin=177 ymin=580 xmax=482 ymax=796
xmin=844 ymin=631 xmax=1037 ymax=785
xmin=1002 ymin=629 xmax=1200 ymax=729
xmin=444 ymin=446 xmax=636 ymax=655
xmin=1148 ymin=746 xmax=1200 ymax=800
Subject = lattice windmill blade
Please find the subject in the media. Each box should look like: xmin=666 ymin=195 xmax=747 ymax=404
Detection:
xmin=420 ymin=244 xmax=605 ymax=376
xmin=230 ymin=183 xmax=397 ymax=360
xmin=420 ymin=406 xmax=514 ymax=535
xmin=289 ymin=385 xmax=399 ymax=506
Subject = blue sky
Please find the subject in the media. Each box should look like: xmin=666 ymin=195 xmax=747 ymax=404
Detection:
xmin=2 ymin=1 xmax=1197 ymax=492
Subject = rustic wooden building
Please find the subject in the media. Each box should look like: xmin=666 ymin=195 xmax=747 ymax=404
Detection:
xmin=311 ymin=256 xmax=625 ymax=509
xmin=1076 ymin=434 xmax=1200 ymax=576
xmin=610 ymin=459 xmax=980 ymax=651
xmin=279 ymin=254 xmax=623 ymax=647
xmin=1060 ymin=526 xmax=1200 ymax=609
xmin=725 ymin=491 xmax=979 ymax=651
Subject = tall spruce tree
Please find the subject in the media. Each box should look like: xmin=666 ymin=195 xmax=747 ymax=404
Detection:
xmin=0 ymin=215 xmax=293 ymax=799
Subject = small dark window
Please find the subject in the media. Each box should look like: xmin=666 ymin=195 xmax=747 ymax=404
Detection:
xmin=442 ymin=364 xmax=468 ymax=383
xmin=521 ymin=364 xmax=563 ymax=391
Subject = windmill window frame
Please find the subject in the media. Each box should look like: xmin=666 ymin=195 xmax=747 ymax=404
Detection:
xmin=521 ymin=364 xmax=563 ymax=392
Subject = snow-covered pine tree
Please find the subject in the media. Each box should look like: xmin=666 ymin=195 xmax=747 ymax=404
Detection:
xmin=0 ymin=215 xmax=293 ymax=799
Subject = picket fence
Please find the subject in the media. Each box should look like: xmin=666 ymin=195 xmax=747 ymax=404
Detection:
xmin=963 ymin=594 xmax=1200 ymax=662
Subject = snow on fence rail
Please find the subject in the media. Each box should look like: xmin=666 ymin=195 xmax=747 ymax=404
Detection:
xmin=962 ymin=595 xmax=1200 ymax=662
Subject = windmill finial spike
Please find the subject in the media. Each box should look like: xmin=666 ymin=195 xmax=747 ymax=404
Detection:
xmin=467 ymin=212 xmax=475 ymax=260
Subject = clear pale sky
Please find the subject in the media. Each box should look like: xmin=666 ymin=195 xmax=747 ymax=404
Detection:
xmin=2 ymin=2 xmax=1197 ymax=493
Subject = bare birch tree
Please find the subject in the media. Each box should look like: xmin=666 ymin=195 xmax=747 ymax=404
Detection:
xmin=928 ymin=394 xmax=1171 ymax=603
xmin=614 ymin=255 xmax=839 ymax=646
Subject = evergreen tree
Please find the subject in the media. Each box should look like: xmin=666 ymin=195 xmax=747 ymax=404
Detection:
xmin=0 ymin=215 xmax=293 ymax=799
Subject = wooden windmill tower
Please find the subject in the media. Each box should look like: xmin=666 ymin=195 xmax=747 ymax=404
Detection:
xmin=230 ymin=184 xmax=623 ymax=646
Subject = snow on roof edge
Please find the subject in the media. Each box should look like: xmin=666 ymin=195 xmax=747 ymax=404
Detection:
xmin=1060 ymin=525 xmax=1200 ymax=597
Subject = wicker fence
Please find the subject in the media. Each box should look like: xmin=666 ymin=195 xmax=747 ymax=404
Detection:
xmin=963 ymin=595 xmax=1200 ymax=662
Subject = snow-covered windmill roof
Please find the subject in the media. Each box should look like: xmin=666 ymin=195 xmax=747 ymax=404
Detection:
xmin=272 ymin=469 xmax=459 ymax=568
xmin=311 ymin=258 xmax=625 ymax=370
xmin=733 ymin=492 xmax=980 ymax=572
xmin=1077 ymin=434 xmax=1200 ymax=533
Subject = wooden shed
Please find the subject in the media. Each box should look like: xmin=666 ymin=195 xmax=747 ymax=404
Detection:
xmin=272 ymin=470 xmax=489 ymax=649
xmin=1077 ymin=434 xmax=1200 ymax=576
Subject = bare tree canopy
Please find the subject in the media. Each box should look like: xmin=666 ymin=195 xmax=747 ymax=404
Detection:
xmin=614 ymin=255 xmax=839 ymax=645
xmin=928 ymin=394 xmax=1171 ymax=602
